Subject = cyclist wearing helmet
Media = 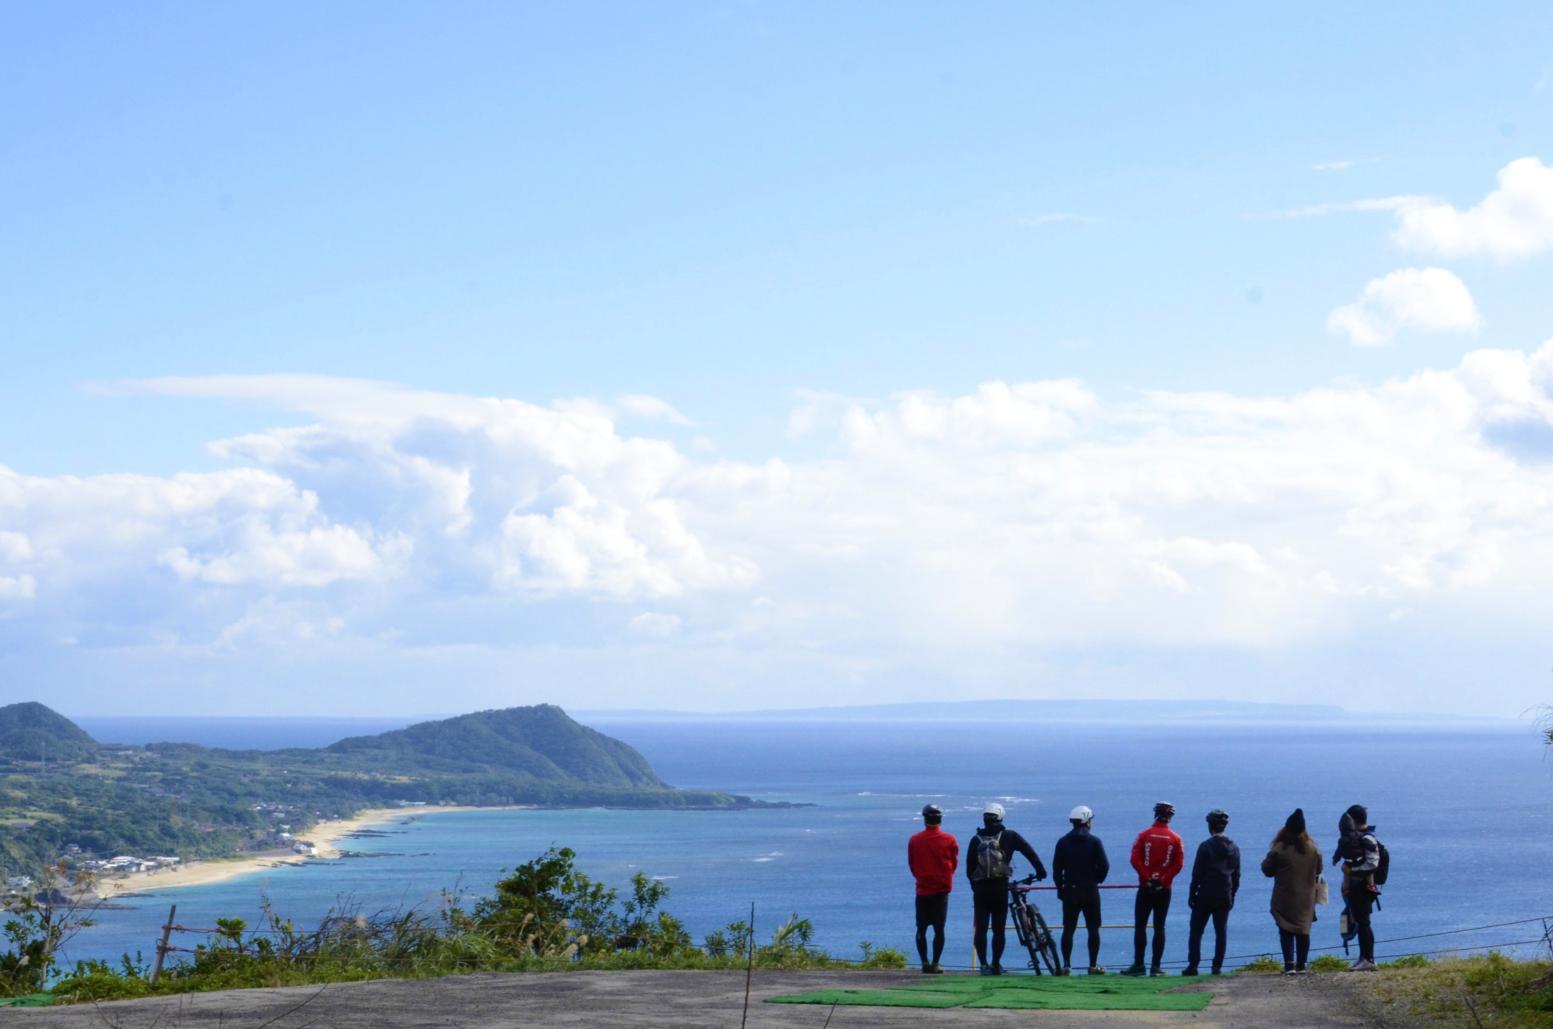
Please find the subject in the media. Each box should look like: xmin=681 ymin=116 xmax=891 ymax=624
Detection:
xmin=1182 ymin=808 xmax=1240 ymax=976
xmin=1052 ymin=804 xmax=1109 ymax=975
xmin=907 ymin=803 xmax=959 ymax=974
xmin=966 ymin=802 xmax=1046 ymax=975
xmin=1122 ymin=801 xmax=1184 ymax=977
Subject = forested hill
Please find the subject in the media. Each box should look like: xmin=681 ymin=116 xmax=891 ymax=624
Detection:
xmin=0 ymin=703 xmax=767 ymax=878
xmin=0 ymin=701 xmax=99 ymax=764
xmin=326 ymin=704 xmax=664 ymax=786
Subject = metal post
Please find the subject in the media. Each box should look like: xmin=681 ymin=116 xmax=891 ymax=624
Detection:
xmin=149 ymin=904 xmax=176 ymax=985
xmin=740 ymin=901 xmax=755 ymax=1029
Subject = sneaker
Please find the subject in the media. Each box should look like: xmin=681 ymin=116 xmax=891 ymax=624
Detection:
xmin=1210 ymin=967 xmax=1222 ymax=976
xmin=1060 ymin=966 xmax=1072 ymax=976
xmin=1087 ymin=965 xmax=1106 ymax=975
xmin=1120 ymin=963 xmax=1146 ymax=977
xmin=989 ymin=964 xmax=1005 ymax=976
xmin=1294 ymin=965 xmax=1307 ymax=974
xmin=978 ymin=963 xmax=992 ymax=976
xmin=1349 ymin=959 xmax=1377 ymax=972
xmin=1149 ymin=967 xmax=1164 ymax=977
xmin=1282 ymin=964 xmax=1295 ymax=975
xmin=922 ymin=963 xmax=944 ymax=975
xmin=1180 ymin=966 xmax=1199 ymax=976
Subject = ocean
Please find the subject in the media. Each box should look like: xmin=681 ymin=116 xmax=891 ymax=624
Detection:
xmin=57 ymin=716 xmax=1553 ymax=973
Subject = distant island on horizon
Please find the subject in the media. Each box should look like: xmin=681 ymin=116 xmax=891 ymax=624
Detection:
xmin=66 ymin=697 xmax=1511 ymax=728
xmin=0 ymin=702 xmax=779 ymax=881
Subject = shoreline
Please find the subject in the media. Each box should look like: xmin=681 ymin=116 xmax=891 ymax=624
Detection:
xmin=90 ymin=805 xmax=514 ymax=900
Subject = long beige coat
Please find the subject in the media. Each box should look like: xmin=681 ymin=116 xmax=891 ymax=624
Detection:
xmin=1260 ymin=842 xmax=1322 ymax=935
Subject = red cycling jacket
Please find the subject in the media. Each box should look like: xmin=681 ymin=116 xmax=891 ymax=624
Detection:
xmin=1129 ymin=821 xmax=1185 ymax=888
xmin=908 ymin=826 xmax=960 ymax=896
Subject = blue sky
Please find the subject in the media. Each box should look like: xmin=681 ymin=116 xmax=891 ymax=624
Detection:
xmin=3 ymin=3 xmax=1553 ymax=716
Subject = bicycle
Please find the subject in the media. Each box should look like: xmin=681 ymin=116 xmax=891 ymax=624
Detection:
xmin=1008 ymin=874 xmax=1064 ymax=975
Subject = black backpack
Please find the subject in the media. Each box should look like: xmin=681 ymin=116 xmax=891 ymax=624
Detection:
xmin=1373 ymin=838 xmax=1390 ymax=886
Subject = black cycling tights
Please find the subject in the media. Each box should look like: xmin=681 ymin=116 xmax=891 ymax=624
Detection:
xmin=971 ymin=879 xmax=1008 ymax=968
xmin=1061 ymin=888 xmax=1102 ymax=968
xmin=1133 ymin=886 xmax=1172 ymax=968
xmin=915 ymin=892 xmax=948 ymax=966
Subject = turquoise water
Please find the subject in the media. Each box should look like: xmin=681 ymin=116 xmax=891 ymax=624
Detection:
xmin=58 ymin=720 xmax=1553 ymax=972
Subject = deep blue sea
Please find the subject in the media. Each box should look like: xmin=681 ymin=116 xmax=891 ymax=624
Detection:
xmin=58 ymin=716 xmax=1553 ymax=974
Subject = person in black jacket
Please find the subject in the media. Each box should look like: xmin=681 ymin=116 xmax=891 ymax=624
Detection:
xmin=1182 ymin=808 xmax=1240 ymax=976
xmin=966 ymin=802 xmax=1046 ymax=975
xmin=1052 ymin=804 xmax=1110 ymax=975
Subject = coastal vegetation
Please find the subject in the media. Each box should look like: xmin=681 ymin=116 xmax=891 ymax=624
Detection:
xmin=1370 ymin=955 xmax=1553 ymax=1027
xmin=0 ymin=702 xmax=775 ymax=879
xmin=5 ymin=846 xmax=905 ymax=1004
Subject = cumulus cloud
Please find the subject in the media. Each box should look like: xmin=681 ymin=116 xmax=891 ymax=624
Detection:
xmin=1326 ymin=268 xmax=1482 ymax=346
xmin=10 ymin=354 xmax=1553 ymax=712
xmin=1271 ymin=158 xmax=1553 ymax=260
xmin=1390 ymin=157 xmax=1553 ymax=261
xmin=118 ymin=376 xmax=756 ymax=600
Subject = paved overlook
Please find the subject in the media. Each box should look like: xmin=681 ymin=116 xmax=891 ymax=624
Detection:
xmin=9 ymin=969 xmax=1395 ymax=1028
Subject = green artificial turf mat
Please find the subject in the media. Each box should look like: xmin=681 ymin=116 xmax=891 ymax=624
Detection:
xmin=0 ymin=993 xmax=55 ymax=1008
xmin=768 ymin=975 xmax=1213 ymax=1012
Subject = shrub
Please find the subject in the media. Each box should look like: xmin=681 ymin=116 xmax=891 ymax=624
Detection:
xmin=857 ymin=942 xmax=908 ymax=969
xmin=43 ymin=848 xmax=897 ymax=1003
xmin=1237 ymin=955 xmax=1285 ymax=974
xmin=1308 ymin=954 xmax=1349 ymax=972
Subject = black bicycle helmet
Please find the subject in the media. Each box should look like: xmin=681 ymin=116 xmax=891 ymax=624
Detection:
xmin=921 ymin=803 xmax=943 ymax=824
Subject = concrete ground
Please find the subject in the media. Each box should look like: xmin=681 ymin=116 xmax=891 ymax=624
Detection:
xmin=9 ymin=970 xmax=1393 ymax=1028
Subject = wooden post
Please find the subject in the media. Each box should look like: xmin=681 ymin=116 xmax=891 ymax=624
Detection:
xmin=149 ymin=904 xmax=176 ymax=985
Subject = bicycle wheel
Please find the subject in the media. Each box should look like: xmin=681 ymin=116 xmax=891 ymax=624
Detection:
xmin=1029 ymin=905 xmax=1063 ymax=976
xmin=1012 ymin=905 xmax=1041 ymax=972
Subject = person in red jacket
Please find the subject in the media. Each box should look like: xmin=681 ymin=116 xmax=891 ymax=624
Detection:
xmin=907 ymin=803 xmax=959 ymax=973
xmin=1122 ymin=801 xmax=1184 ymax=977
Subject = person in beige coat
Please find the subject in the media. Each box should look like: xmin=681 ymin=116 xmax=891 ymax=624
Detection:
xmin=1260 ymin=808 xmax=1322 ymax=974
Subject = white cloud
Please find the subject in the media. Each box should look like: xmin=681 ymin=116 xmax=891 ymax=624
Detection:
xmin=0 ymin=574 xmax=36 ymax=600
xmin=1326 ymin=268 xmax=1482 ymax=346
xmin=1389 ymin=157 xmax=1553 ymax=261
xmin=616 ymin=394 xmax=694 ymax=426
xmin=118 ymin=375 xmax=757 ymax=600
xmin=12 ymin=354 xmax=1553 ymax=713
xmin=1260 ymin=196 xmax=1419 ymax=220
xmin=0 ymin=531 xmax=32 ymax=562
xmin=1311 ymin=158 xmax=1380 ymax=173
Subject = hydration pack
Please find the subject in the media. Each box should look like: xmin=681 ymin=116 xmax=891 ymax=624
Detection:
xmin=972 ymin=831 xmax=1011 ymax=880
xmin=1373 ymin=839 xmax=1390 ymax=886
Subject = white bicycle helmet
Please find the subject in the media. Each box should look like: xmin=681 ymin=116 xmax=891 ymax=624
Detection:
xmin=983 ymin=802 xmax=1006 ymax=820
xmin=1069 ymin=804 xmax=1094 ymax=822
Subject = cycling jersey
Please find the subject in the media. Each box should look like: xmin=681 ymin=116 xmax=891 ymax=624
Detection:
xmin=908 ymin=825 xmax=960 ymax=895
xmin=1129 ymin=821 xmax=1185 ymax=888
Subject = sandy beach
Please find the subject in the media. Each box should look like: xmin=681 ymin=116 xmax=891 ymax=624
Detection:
xmin=91 ymin=806 xmax=486 ymax=899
